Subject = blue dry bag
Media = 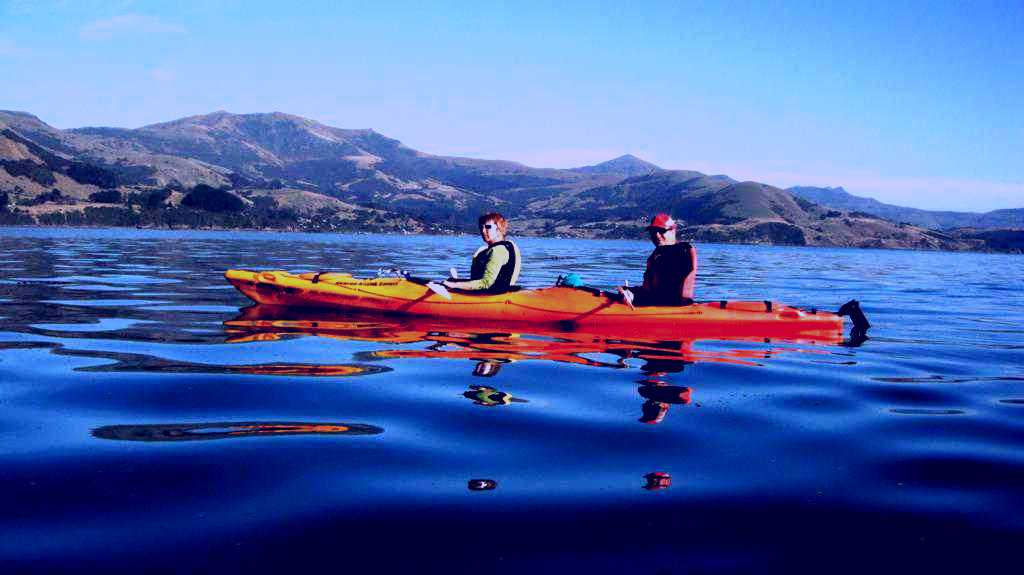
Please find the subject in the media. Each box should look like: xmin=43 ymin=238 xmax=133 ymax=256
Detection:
xmin=556 ymin=273 xmax=584 ymax=287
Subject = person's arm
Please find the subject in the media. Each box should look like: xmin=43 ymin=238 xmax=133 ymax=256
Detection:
xmin=635 ymin=250 xmax=658 ymax=292
xmin=443 ymin=246 xmax=509 ymax=290
xmin=621 ymin=252 xmax=656 ymax=306
xmin=679 ymin=244 xmax=696 ymax=301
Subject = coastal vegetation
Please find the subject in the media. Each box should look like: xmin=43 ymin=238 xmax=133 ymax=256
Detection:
xmin=1 ymin=110 xmax=1020 ymax=252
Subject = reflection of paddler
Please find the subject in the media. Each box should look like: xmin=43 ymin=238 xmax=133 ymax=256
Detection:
xmin=603 ymin=340 xmax=695 ymax=373
xmin=640 ymin=400 xmax=670 ymax=424
xmin=638 ymin=381 xmax=691 ymax=424
xmin=472 ymin=360 xmax=505 ymax=377
xmin=463 ymin=384 xmax=528 ymax=407
xmin=643 ymin=472 xmax=672 ymax=490
xmin=637 ymin=341 xmax=693 ymax=375
xmin=639 ymin=384 xmax=691 ymax=405
xmin=92 ymin=421 xmax=384 ymax=441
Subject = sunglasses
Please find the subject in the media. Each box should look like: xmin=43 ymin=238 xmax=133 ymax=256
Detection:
xmin=648 ymin=228 xmax=672 ymax=235
xmin=480 ymin=223 xmax=498 ymax=231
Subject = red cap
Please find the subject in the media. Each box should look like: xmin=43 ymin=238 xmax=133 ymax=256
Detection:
xmin=645 ymin=213 xmax=676 ymax=231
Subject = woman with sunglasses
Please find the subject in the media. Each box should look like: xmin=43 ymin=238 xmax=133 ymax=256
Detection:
xmin=442 ymin=212 xmax=521 ymax=293
xmin=618 ymin=213 xmax=697 ymax=307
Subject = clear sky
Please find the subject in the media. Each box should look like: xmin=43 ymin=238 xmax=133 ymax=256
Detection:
xmin=1 ymin=0 xmax=1021 ymax=211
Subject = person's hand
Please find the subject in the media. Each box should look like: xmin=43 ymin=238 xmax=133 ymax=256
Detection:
xmin=617 ymin=286 xmax=635 ymax=309
xmin=441 ymin=279 xmax=454 ymax=288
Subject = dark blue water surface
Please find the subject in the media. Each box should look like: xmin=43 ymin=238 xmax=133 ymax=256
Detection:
xmin=1 ymin=227 xmax=1022 ymax=574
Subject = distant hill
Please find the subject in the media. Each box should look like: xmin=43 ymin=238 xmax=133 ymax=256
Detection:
xmin=0 ymin=109 xmax=1019 ymax=252
xmin=788 ymin=186 xmax=1024 ymax=230
xmin=514 ymin=172 xmax=973 ymax=250
xmin=570 ymin=154 xmax=661 ymax=178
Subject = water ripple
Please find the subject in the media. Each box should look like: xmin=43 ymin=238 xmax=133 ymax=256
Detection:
xmin=1 ymin=227 xmax=1023 ymax=571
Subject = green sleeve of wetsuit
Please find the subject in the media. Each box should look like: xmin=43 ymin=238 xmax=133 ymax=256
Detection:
xmin=455 ymin=245 xmax=509 ymax=290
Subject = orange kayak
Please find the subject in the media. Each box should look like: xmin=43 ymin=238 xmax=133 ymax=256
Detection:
xmin=225 ymin=269 xmax=845 ymax=341
xmin=225 ymin=304 xmax=840 ymax=366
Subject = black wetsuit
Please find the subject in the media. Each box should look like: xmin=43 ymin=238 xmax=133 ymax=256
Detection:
xmin=632 ymin=242 xmax=694 ymax=306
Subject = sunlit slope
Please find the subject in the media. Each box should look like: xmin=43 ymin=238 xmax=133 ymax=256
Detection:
xmin=1 ymin=110 xmax=1018 ymax=250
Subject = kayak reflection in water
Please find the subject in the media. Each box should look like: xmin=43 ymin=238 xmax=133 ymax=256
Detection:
xmin=225 ymin=308 xmax=841 ymax=424
xmin=92 ymin=421 xmax=384 ymax=441
xmin=618 ymin=213 xmax=697 ymax=308
xmin=442 ymin=212 xmax=521 ymax=294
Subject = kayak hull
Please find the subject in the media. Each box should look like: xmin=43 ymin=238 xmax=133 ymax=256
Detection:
xmin=225 ymin=305 xmax=840 ymax=367
xmin=225 ymin=269 xmax=844 ymax=341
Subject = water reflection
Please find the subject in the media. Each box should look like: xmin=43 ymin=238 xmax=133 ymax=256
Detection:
xmin=225 ymin=305 xmax=840 ymax=425
xmin=463 ymin=384 xmax=529 ymax=407
xmin=643 ymin=472 xmax=672 ymax=490
xmin=638 ymin=378 xmax=692 ymax=425
xmin=83 ymin=356 xmax=389 ymax=377
xmin=92 ymin=421 xmax=384 ymax=441
xmin=637 ymin=351 xmax=692 ymax=424
xmin=468 ymin=479 xmax=498 ymax=491
xmin=472 ymin=359 xmax=506 ymax=377
xmin=0 ymin=340 xmax=387 ymax=378
xmin=4 ymin=230 xmax=1023 ymax=571
xmin=225 ymin=305 xmax=832 ymax=373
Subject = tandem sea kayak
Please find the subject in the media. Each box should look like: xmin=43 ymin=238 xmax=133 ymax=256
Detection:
xmin=225 ymin=269 xmax=860 ymax=341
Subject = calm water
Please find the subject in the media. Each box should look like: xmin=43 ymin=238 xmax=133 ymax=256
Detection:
xmin=1 ymin=227 xmax=1022 ymax=574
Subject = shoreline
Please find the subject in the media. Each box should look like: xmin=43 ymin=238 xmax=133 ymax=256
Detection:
xmin=1 ymin=223 xmax=1020 ymax=255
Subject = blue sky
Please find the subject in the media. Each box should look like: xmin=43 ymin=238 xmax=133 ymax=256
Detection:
xmin=1 ymin=0 xmax=1021 ymax=211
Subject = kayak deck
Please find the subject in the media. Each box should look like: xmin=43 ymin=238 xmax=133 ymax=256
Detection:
xmin=225 ymin=269 xmax=844 ymax=340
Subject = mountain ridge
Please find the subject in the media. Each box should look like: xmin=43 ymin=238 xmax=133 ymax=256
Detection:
xmin=1 ymin=110 xmax=1019 ymax=252
xmin=570 ymin=154 xmax=662 ymax=178
xmin=788 ymin=185 xmax=1024 ymax=230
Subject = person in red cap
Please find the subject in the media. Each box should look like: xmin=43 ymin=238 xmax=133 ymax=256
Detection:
xmin=618 ymin=213 xmax=697 ymax=307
